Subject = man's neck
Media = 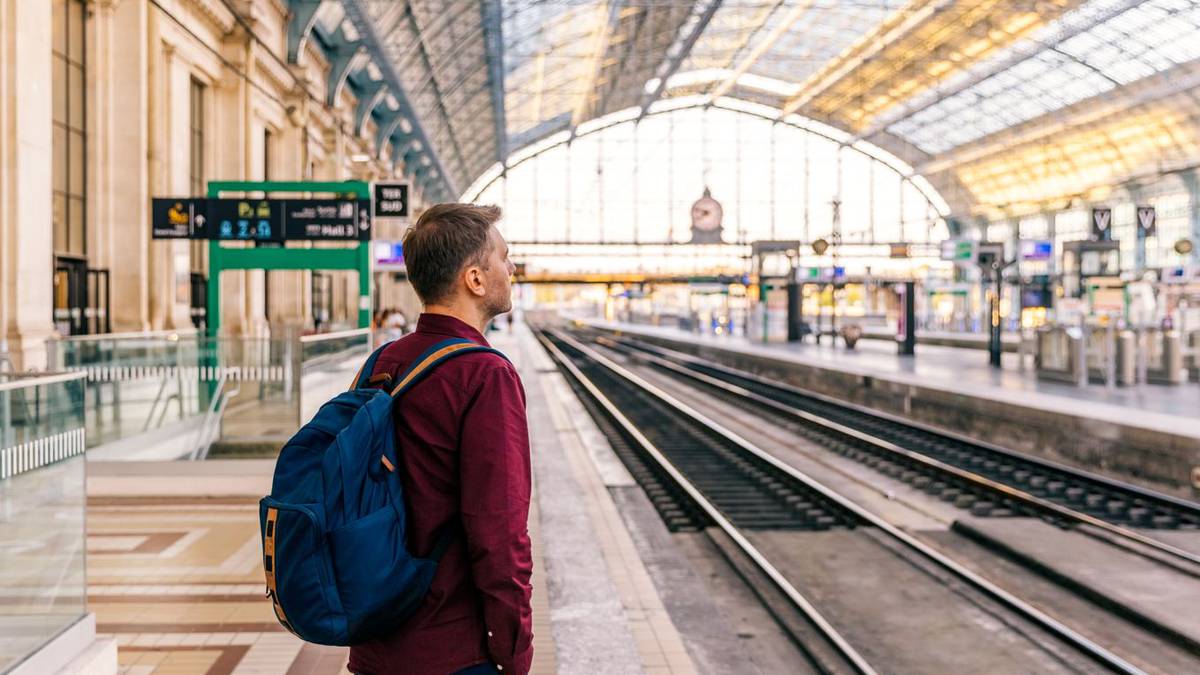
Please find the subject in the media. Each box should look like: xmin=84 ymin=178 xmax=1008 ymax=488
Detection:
xmin=423 ymin=303 xmax=490 ymax=335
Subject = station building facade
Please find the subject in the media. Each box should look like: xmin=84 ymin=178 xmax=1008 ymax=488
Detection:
xmin=1 ymin=0 xmax=427 ymax=370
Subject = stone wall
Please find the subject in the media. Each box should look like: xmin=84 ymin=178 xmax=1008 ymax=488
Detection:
xmin=0 ymin=0 xmax=428 ymax=368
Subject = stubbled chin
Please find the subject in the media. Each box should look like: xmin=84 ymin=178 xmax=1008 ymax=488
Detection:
xmin=488 ymin=296 xmax=513 ymax=317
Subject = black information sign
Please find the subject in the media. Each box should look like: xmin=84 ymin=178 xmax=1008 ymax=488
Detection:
xmin=1136 ymin=206 xmax=1156 ymax=238
xmin=207 ymin=199 xmax=285 ymax=242
xmin=152 ymin=197 xmax=372 ymax=242
xmin=283 ymin=199 xmax=372 ymax=241
xmin=374 ymin=183 xmax=408 ymax=218
xmin=1091 ymin=207 xmax=1113 ymax=241
xmin=152 ymin=198 xmax=208 ymax=239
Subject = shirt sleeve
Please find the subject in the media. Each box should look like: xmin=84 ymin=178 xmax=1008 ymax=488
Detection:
xmin=459 ymin=363 xmax=534 ymax=674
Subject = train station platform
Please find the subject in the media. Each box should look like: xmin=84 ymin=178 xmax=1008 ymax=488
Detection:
xmin=76 ymin=322 xmax=710 ymax=675
xmin=578 ymin=318 xmax=1200 ymax=497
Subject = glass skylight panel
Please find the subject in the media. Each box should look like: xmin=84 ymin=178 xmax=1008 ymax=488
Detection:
xmin=683 ymin=3 xmax=773 ymax=72
xmin=751 ymin=3 xmax=897 ymax=85
xmin=500 ymin=0 xmax=603 ymax=141
xmin=881 ymin=0 xmax=1200 ymax=154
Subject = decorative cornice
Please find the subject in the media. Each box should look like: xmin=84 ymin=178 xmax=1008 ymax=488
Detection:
xmin=181 ymin=0 xmax=236 ymax=34
xmin=254 ymin=50 xmax=294 ymax=94
xmin=308 ymin=103 xmax=334 ymax=131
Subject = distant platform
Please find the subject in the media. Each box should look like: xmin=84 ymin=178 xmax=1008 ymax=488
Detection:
xmin=578 ymin=318 xmax=1200 ymax=497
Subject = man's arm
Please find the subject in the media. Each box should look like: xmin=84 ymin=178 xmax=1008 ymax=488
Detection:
xmin=460 ymin=363 xmax=534 ymax=673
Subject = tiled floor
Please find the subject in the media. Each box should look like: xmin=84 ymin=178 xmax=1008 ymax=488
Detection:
xmin=87 ymin=491 xmax=555 ymax=675
xmin=84 ymin=321 xmax=704 ymax=675
xmin=86 ymin=496 xmax=342 ymax=675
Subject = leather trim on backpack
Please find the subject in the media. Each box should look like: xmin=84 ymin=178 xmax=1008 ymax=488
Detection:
xmin=263 ymin=507 xmax=299 ymax=637
xmin=389 ymin=342 xmax=484 ymax=397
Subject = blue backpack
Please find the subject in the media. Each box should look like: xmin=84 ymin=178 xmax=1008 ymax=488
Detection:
xmin=259 ymin=337 xmax=503 ymax=645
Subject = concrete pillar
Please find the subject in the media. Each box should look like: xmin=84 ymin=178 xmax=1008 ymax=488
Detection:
xmin=0 ymin=0 xmax=55 ymax=369
xmin=145 ymin=30 xmax=192 ymax=332
xmin=87 ymin=0 xmax=115 ymax=319
xmin=162 ymin=40 xmax=197 ymax=329
xmin=241 ymin=40 xmax=267 ymax=338
xmin=106 ymin=0 xmax=151 ymax=331
xmin=213 ymin=35 xmax=249 ymax=337
xmin=270 ymin=117 xmax=309 ymax=328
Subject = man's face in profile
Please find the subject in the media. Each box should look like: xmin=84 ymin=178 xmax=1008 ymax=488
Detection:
xmin=481 ymin=226 xmax=515 ymax=317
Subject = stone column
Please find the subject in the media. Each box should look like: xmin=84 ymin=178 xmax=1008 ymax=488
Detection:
xmin=269 ymin=111 xmax=308 ymax=329
xmin=146 ymin=31 xmax=174 ymax=331
xmin=213 ymin=35 xmax=249 ymax=336
xmin=107 ymin=0 xmax=152 ymax=331
xmin=160 ymin=39 xmax=195 ymax=330
xmin=241 ymin=40 xmax=267 ymax=338
xmin=87 ymin=0 xmax=114 ymax=322
xmin=0 ymin=0 xmax=55 ymax=369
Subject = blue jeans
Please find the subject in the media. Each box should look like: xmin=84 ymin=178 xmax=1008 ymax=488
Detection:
xmin=453 ymin=664 xmax=496 ymax=675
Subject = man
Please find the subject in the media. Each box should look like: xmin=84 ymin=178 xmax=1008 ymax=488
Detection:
xmin=349 ymin=204 xmax=532 ymax=675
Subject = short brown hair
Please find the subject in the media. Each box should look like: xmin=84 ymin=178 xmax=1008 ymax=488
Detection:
xmin=403 ymin=203 xmax=502 ymax=304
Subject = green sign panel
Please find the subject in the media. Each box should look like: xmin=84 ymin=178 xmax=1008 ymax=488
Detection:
xmin=203 ymin=181 xmax=373 ymax=338
xmin=941 ymin=239 xmax=976 ymax=263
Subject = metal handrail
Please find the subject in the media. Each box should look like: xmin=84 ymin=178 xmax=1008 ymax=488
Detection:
xmin=142 ymin=377 xmax=174 ymax=432
xmin=299 ymin=327 xmax=372 ymax=344
xmin=49 ymin=328 xmax=198 ymax=343
xmin=190 ymin=371 xmax=239 ymax=461
xmin=0 ymin=371 xmax=88 ymax=392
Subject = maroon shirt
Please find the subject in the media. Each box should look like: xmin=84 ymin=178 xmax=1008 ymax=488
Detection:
xmin=348 ymin=314 xmax=533 ymax=675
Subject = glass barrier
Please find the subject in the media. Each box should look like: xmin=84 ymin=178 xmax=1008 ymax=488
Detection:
xmin=207 ymin=336 xmax=299 ymax=449
xmin=46 ymin=330 xmax=371 ymax=458
xmin=47 ymin=332 xmax=207 ymax=449
xmin=299 ymin=330 xmax=373 ymax=426
xmin=0 ymin=373 xmax=87 ymax=673
xmin=1037 ymin=329 xmax=1073 ymax=373
xmin=49 ymin=333 xmax=295 ymax=454
xmin=1086 ymin=327 xmax=1113 ymax=372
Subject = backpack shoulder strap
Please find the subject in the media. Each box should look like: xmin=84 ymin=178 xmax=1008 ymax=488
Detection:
xmin=389 ymin=337 xmax=508 ymax=398
xmin=349 ymin=341 xmax=395 ymax=390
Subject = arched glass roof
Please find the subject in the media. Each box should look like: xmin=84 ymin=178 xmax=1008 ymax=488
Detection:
xmin=468 ymin=104 xmax=950 ymax=277
xmin=340 ymin=0 xmax=1200 ymax=217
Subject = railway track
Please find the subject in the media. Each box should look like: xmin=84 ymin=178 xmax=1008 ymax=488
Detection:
xmin=591 ymin=330 xmax=1200 ymax=570
xmin=536 ymin=326 xmax=1145 ymax=675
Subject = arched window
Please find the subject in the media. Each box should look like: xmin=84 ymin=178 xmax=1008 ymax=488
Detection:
xmin=467 ymin=101 xmax=951 ymax=275
xmin=468 ymin=103 xmax=945 ymax=243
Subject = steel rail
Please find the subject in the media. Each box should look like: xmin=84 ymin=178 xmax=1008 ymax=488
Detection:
xmin=546 ymin=327 xmax=1145 ymax=675
xmin=536 ymin=329 xmax=878 ymax=675
xmin=602 ymin=334 xmax=1200 ymax=571
xmin=608 ymin=333 xmax=1200 ymax=516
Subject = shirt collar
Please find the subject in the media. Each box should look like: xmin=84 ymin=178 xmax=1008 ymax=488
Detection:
xmin=415 ymin=312 xmax=490 ymax=346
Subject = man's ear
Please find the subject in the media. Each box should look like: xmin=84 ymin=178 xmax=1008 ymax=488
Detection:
xmin=464 ymin=265 xmax=487 ymax=297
